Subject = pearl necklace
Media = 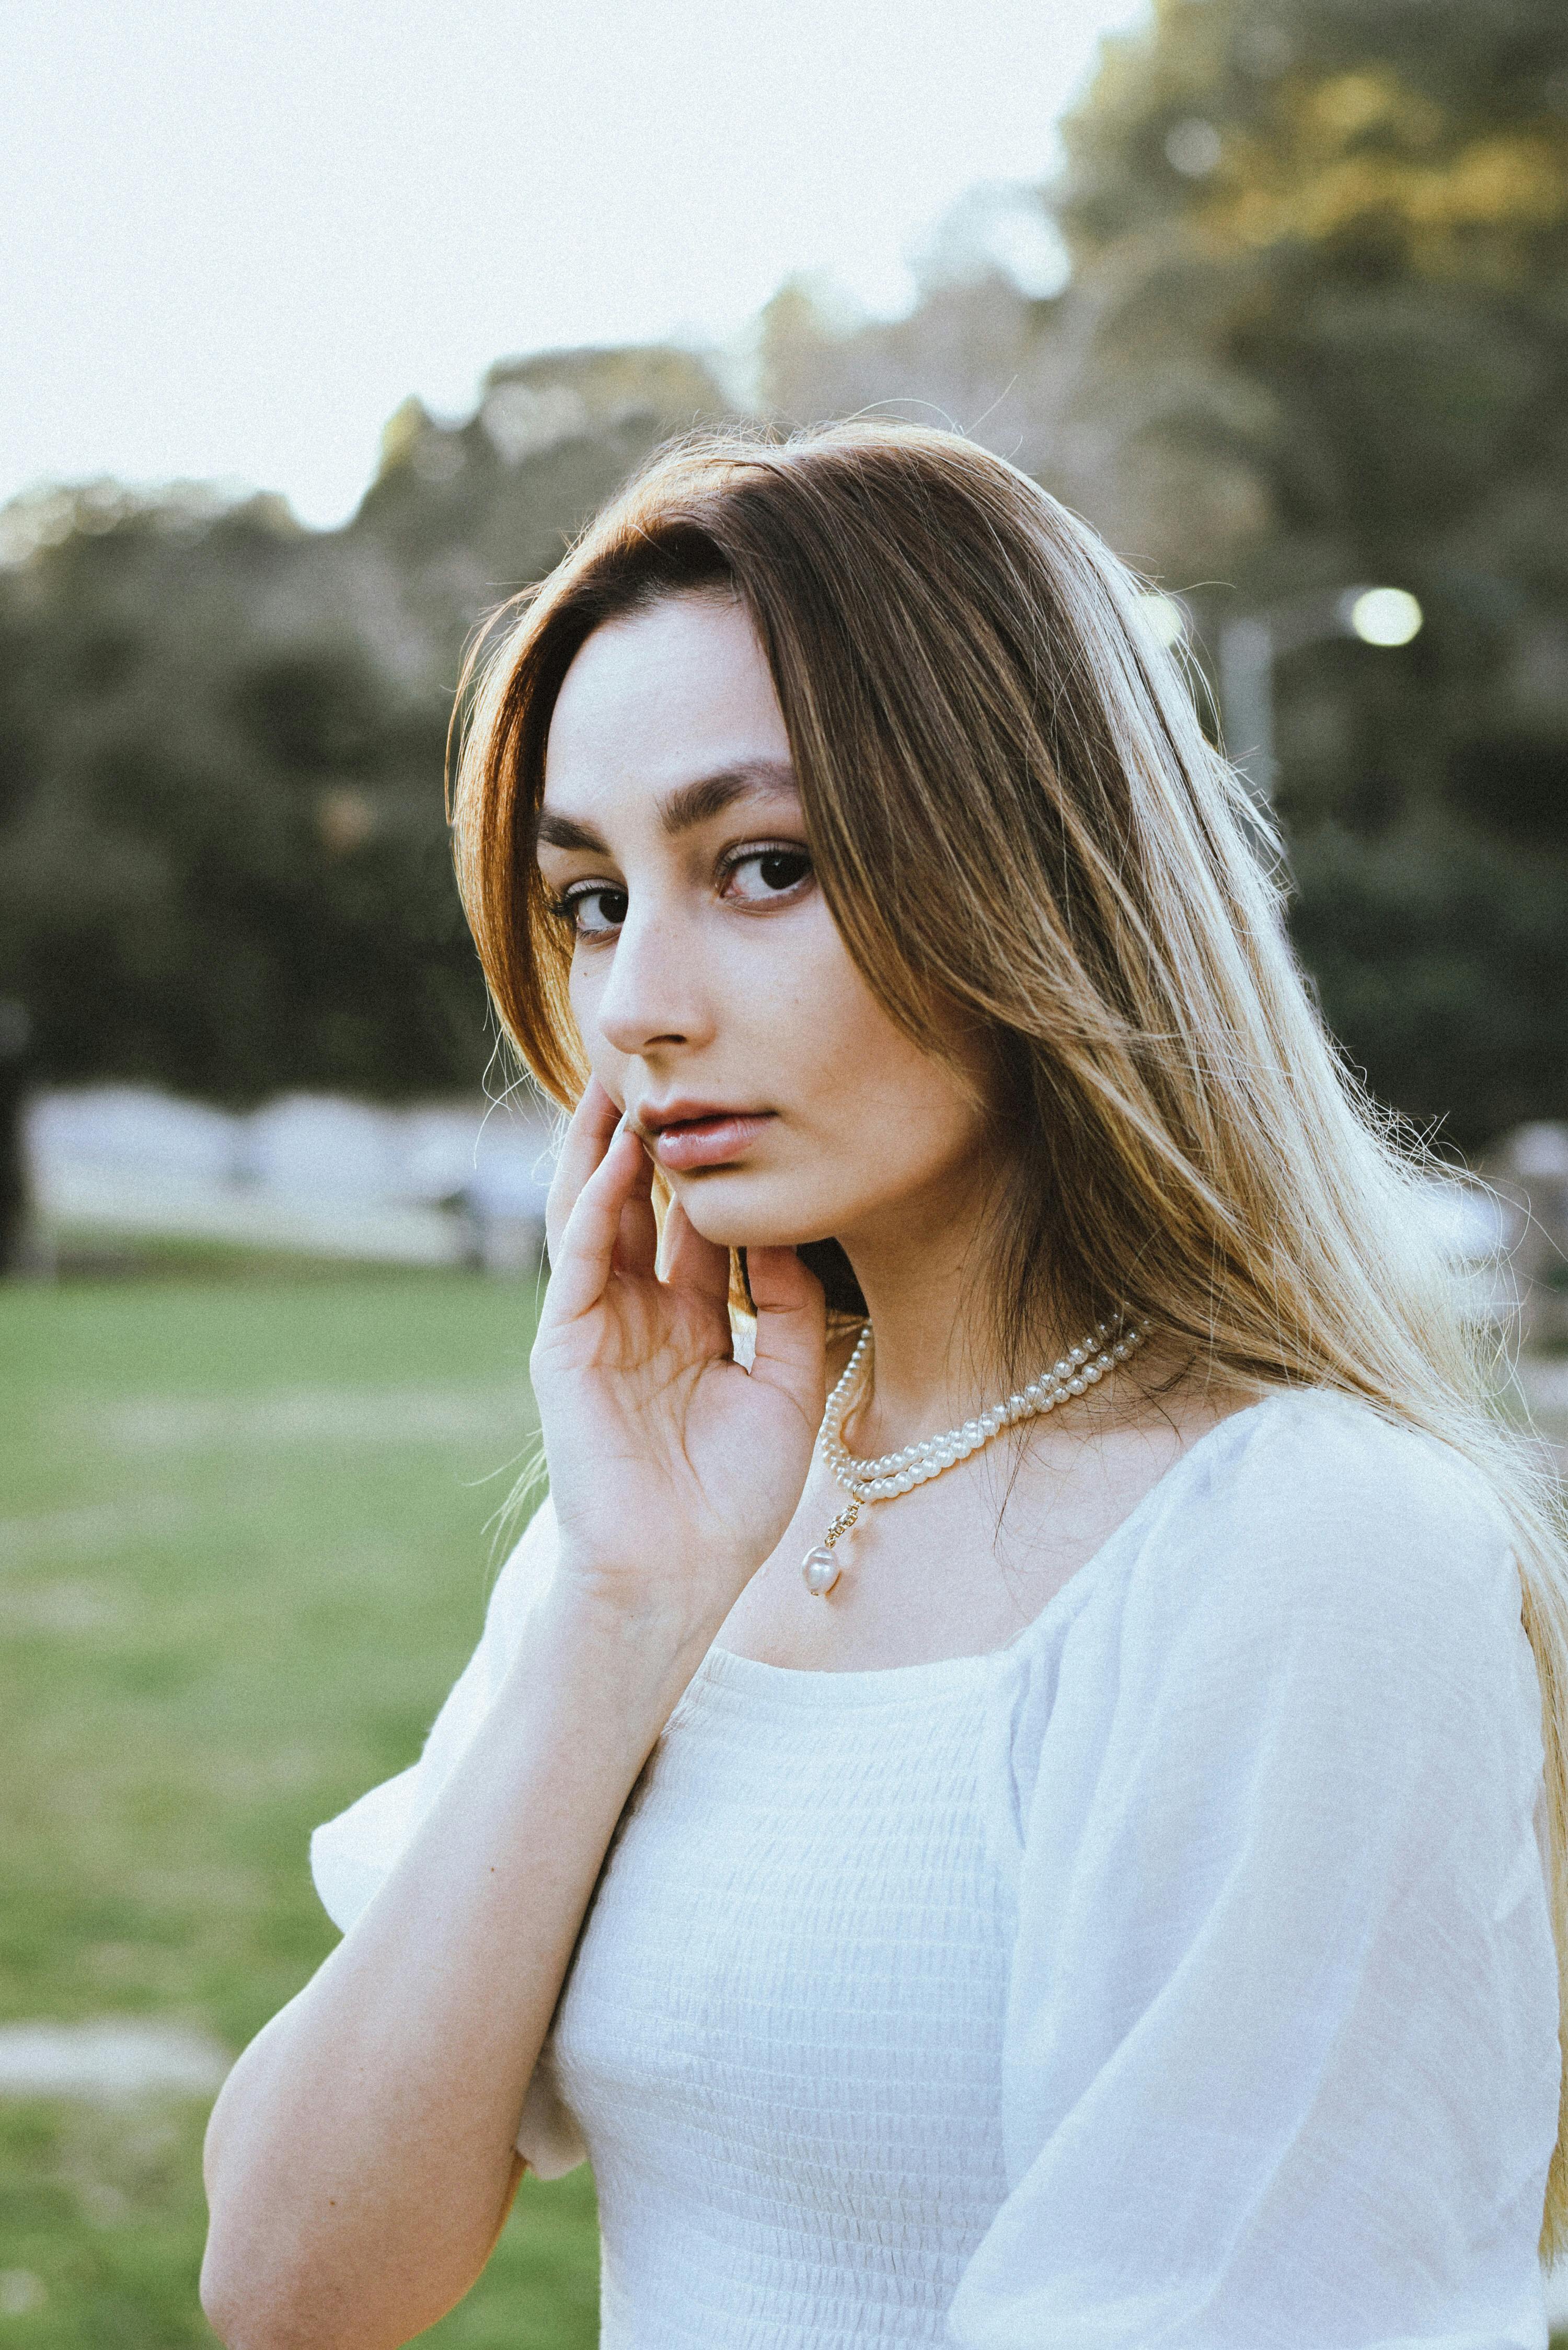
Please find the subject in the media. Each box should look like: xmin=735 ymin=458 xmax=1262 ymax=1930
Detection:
xmin=801 ymin=1314 xmax=1149 ymax=1596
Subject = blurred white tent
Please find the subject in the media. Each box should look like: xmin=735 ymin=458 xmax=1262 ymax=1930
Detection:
xmin=26 ymin=1085 xmax=556 ymax=1271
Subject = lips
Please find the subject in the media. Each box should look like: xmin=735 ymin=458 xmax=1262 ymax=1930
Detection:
xmin=641 ymin=1108 xmax=775 ymax=1173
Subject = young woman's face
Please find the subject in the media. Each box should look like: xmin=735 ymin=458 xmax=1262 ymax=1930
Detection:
xmin=537 ymin=590 xmax=995 ymax=1256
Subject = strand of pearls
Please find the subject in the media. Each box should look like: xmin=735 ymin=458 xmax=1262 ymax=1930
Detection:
xmin=801 ymin=1314 xmax=1149 ymax=1595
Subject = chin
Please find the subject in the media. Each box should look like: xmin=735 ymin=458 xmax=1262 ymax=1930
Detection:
xmin=668 ymin=1167 xmax=844 ymax=1254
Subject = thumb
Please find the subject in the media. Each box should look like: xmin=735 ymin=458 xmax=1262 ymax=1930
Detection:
xmin=745 ymin=1245 xmax=828 ymax=1429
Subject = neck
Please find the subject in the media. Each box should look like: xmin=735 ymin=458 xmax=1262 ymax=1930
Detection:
xmin=833 ymin=1172 xmax=1047 ymax=1450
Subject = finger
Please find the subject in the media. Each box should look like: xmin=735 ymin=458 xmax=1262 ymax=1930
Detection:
xmin=545 ymin=1076 xmax=622 ymax=1262
xmin=746 ymin=1246 xmax=828 ymax=1427
xmin=658 ymin=1191 xmax=734 ymax=1306
xmin=545 ymin=1121 xmax=648 ymax=1323
xmin=611 ymin=1132 xmax=659 ymax=1279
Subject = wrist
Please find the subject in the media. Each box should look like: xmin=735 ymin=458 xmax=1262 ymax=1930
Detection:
xmin=526 ymin=1566 xmax=724 ymax=1721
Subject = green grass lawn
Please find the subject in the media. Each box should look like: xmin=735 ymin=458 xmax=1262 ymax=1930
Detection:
xmin=7 ymin=1266 xmax=1567 ymax=2347
xmin=0 ymin=1267 xmax=599 ymax=2347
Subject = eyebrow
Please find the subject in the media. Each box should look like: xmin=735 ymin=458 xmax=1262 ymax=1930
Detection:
xmin=534 ymin=759 xmax=799 ymax=854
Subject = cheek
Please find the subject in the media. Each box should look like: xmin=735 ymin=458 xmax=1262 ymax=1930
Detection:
xmin=566 ymin=958 xmax=624 ymax=1088
xmin=784 ymin=931 xmax=989 ymax=1161
xmin=852 ymin=1034 xmax=989 ymax=1170
xmin=767 ymin=906 xmax=876 ymax=1044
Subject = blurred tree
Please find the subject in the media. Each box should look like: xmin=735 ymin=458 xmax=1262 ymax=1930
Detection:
xmin=1048 ymin=0 xmax=1568 ymax=1146
xmin=355 ymin=344 xmax=727 ymax=663
xmin=754 ymin=226 xmax=1077 ymax=493
xmin=0 ymin=490 xmax=475 ymax=1101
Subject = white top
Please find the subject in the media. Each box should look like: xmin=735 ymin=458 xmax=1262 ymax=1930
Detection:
xmin=311 ymin=1389 xmax=1561 ymax=2348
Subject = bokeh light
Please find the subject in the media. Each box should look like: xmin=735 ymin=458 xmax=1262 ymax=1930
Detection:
xmin=1138 ymin=593 xmax=1187 ymax=646
xmin=1348 ymin=586 xmax=1423 ymax=648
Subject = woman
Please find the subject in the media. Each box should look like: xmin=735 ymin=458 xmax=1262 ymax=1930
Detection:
xmin=201 ymin=424 xmax=1568 ymax=2349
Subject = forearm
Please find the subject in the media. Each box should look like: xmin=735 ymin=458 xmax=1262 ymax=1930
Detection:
xmin=201 ymin=1584 xmax=700 ymax=2350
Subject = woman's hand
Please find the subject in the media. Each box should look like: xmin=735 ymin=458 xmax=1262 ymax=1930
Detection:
xmin=530 ymin=1076 xmax=827 ymax=1645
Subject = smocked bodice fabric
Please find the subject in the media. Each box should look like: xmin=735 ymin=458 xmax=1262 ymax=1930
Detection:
xmin=311 ymin=1392 xmax=1562 ymax=2348
xmin=551 ymin=1647 xmax=1015 ymax=2344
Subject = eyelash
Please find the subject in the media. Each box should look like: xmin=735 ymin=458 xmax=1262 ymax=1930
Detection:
xmin=546 ymin=842 xmax=814 ymax=941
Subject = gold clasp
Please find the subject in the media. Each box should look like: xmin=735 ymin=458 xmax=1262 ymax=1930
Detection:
xmin=823 ymin=1501 xmax=860 ymax=1550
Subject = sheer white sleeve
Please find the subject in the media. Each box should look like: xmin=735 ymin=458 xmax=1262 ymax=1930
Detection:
xmin=950 ymin=1396 xmax=1560 ymax=2350
xmin=308 ymin=1493 xmax=587 ymax=2177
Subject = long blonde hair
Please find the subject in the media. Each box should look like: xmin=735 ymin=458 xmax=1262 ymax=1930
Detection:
xmin=450 ymin=419 xmax=1568 ymax=2251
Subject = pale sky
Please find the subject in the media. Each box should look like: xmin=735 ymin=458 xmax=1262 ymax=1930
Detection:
xmin=2 ymin=0 xmax=1150 ymax=528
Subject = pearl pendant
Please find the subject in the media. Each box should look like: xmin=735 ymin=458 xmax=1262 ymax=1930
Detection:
xmin=802 ymin=1546 xmax=841 ymax=1597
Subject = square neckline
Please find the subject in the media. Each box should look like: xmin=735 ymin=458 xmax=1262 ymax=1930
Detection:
xmin=696 ymin=1388 xmax=1299 ymax=1706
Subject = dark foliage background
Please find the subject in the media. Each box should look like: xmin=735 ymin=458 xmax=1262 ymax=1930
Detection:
xmin=4 ymin=0 xmax=1566 ymax=1150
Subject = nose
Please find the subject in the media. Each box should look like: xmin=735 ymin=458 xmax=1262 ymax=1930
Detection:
xmin=591 ymin=895 xmax=714 ymax=1062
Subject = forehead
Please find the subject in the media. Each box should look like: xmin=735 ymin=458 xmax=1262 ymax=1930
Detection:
xmin=543 ymin=592 xmax=789 ymax=810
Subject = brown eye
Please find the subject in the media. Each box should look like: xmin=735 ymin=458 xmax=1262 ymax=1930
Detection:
xmin=724 ymin=847 xmax=813 ymax=904
xmin=556 ymin=884 xmax=628 ymax=938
